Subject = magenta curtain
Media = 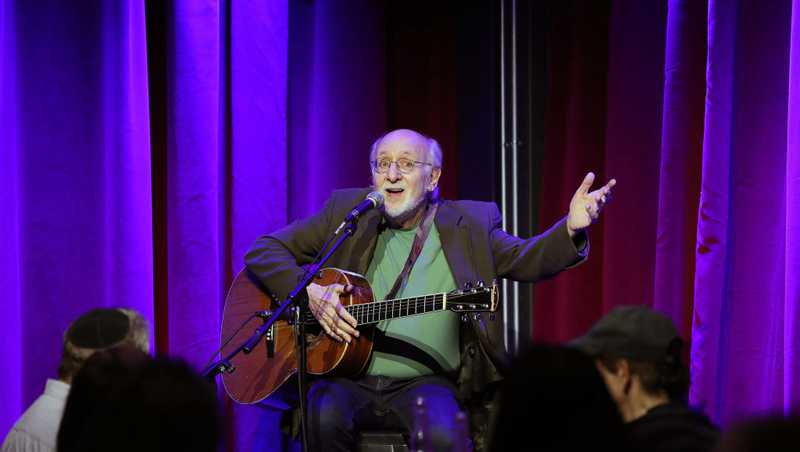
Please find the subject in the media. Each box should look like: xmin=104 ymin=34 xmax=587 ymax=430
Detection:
xmin=535 ymin=0 xmax=800 ymax=425
xmin=0 ymin=0 xmax=385 ymax=450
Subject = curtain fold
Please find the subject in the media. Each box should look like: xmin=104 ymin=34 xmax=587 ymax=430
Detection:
xmin=693 ymin=0 xmax=795 ymax=424
xmin=601 ymin=0 xmax=666 ymax=319
xmin=535 ymin=0 xmax=800 ymax=425
xmin=0 ymin=0 xmax=21 ymax=436
xmin=690 ymin=0 xmax=738 ymax=420
xmin=534 ymin=0 xmax=611 ymax=341
xmin=151 ymin=1 xmax=290 ymax=450
xmin=0 ymin=0 xmax=154 ymax=437
xmin=652 ymin=0 xmax=705 ymax=337
xmin=785 ymin=0 xmax=800 ymax=412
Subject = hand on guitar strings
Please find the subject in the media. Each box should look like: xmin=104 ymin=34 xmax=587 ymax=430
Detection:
xmin=307 ymin=282 xmax=360 ymax=343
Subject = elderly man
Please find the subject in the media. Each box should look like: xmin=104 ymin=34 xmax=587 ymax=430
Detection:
xmin=245 ymin=128 xmax=615 ymax=451
xmin=1 ymin=308 xmax=149 ymax=452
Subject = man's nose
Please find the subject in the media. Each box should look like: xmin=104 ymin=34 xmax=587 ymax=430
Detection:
xmin=386 ymin=163 xmax=402 ymax=181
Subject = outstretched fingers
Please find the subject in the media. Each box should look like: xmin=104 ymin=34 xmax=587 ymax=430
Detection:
xmin=576 ymin=172 xmax=596 ymax=195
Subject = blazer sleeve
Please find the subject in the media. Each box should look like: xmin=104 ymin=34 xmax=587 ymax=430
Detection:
xmin=244 ymin=193 xmax=339 ymax=299
xmin=489 ymin=203 xmax=588 ymax=282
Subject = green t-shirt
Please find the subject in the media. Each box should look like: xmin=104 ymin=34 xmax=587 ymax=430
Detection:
xmin=364 ymin=223 xmax=460 ymax=378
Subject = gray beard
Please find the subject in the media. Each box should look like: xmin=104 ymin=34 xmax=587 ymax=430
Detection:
xmin=382 ymin=193 xmax=429 ymax=228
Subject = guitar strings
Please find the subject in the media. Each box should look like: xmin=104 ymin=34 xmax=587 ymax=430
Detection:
xmin=302 ymin=295 xmax=445 ymax=325
xmin=302 ymin=292 xmax=485 ymax=325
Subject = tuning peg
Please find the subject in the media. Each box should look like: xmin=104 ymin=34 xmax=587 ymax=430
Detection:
xmin=476 ymin=280 xmax=485 ymax=288
xmin=463 ymin=282 xmax=473 ymax=290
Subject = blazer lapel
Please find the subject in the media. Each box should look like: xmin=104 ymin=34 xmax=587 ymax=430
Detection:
xmin=436 ymin=202 xmax=476 ymax=288
xmin=347 ymin=208 xmax=383 ymax=275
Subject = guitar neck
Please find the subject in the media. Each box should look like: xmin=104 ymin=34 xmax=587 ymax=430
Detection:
xmin=303 ymin=293 xmax=449 ymax=326
xmin=348 ymin=293 xmax=448 ymax=325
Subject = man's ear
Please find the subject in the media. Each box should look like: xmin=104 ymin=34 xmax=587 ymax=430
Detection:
xmin=428 ymin=167 xmax=441 ymax=191
xmin=618 ymin=359 xmax=633 ymax=394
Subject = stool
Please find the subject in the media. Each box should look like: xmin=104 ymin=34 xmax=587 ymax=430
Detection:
xmin=357 ymin=430 xmax=409 ymax=452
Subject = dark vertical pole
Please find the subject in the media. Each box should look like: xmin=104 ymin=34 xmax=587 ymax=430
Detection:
xmin=144 ymin=0 xmax=169 ymax=356
xmin=499 ymin=0 xmax=548 ymax=352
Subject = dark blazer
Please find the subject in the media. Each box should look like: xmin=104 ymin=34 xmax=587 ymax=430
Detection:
xmin=244 ymin=187 xmax=588 ymax=396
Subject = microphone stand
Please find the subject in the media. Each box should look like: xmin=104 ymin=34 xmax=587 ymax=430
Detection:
xmin=203 ymin=217 xmax=361 ymax=452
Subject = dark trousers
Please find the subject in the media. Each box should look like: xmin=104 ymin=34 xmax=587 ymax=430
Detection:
xmin=306 ymin=375 xmax=466 ymax=452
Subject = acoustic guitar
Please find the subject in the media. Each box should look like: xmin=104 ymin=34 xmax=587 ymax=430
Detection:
xmin=220 ymin=267 xmax=498 ymax=404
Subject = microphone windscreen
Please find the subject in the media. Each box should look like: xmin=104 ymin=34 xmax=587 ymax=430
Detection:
xmin=367 ymin=191 xmax=384 ymax=208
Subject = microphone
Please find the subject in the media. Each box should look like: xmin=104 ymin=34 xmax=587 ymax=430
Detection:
xmin=335 ymin=191 xmax=384 ymax=234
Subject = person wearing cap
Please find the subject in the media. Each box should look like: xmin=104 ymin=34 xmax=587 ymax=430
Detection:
xmin=571 ymin=305 xmax=718 ymax=452
xmin=1 ymin=308 xmax=149 ymax=452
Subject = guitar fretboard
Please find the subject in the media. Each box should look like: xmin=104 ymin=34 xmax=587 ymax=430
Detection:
xmin=350 ymin=293 xmax=448 ymax=325
xmin=304 ymin=293 xmax=448 ymax=325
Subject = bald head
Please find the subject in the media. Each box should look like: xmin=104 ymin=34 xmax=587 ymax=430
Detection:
xmin=369 ymin=129 xmax=442 ymax=169
xmin=369 ymin=129 xmax=443 ymax=228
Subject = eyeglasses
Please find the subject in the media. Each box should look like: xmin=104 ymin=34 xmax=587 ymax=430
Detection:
xmin=371 ymin=158 xmax=433 ymax=174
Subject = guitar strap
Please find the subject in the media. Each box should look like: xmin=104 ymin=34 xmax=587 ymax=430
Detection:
xmin=384 ymin=201 xmax=439 ymax=301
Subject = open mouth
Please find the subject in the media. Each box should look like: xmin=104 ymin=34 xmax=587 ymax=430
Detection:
xmin=385 ymin=187 xmax=404 ymax=195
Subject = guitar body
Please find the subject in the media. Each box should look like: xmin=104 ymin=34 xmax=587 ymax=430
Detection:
xmin=221 ymin=267 xmax=376 ymax=404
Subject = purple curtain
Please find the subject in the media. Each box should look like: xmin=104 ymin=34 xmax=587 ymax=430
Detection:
xmin=0 ymin=0 xmax=154 ymax=435
xmin=287 ymin=0 xmax=386 ymax=220
xmin=692 ymin=0 xmax=800 ymax=424
xmin=1 ymin=1 xmax=387 ymax=449
xmin=787 ymin=0 xmax=800 ymax=412
xmin=155 ymin=1 xmax=289 ymax=449
xmin=0 ymin=0 xmax=21 ymax=434
xmin=536 ymin=0 xmax=800 ymax=426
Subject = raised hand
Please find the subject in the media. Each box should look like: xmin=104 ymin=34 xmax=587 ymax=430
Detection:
xmin=566 ymin=172 xmax=616 ymax=237
xmin=306 ymin=282 xmax=360 ymax=343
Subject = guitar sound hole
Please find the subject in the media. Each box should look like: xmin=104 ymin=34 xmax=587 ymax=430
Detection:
xmin=305 ymin=324 xmax=323 ymax=343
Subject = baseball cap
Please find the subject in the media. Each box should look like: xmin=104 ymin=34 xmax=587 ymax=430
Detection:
xmin=570 ymin=305 xmax=682 ymax=362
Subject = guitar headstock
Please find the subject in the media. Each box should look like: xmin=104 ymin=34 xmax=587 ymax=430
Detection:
xmin=446 ymin=280 xmax=499 ymax=313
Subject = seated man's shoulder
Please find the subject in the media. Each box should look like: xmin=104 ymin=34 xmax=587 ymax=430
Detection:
xmin=443 ymin=199 xmax=497 ymax=220
xmin=329 ymin=187 xmax=373 ymax=206
xmin=332 ymin=187 xmax=372 ymax=198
